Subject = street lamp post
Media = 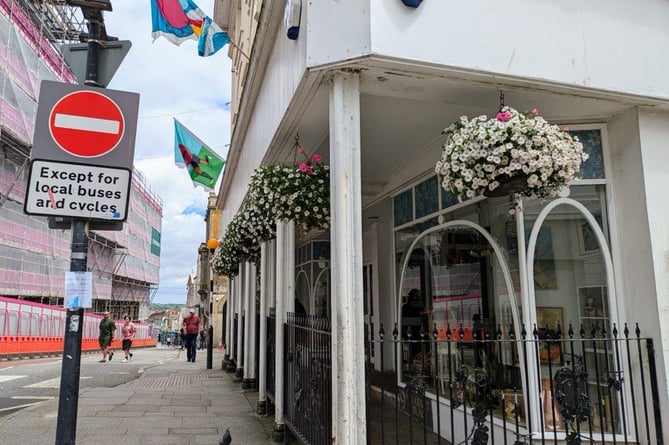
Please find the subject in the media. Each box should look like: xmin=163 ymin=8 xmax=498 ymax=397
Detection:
xmin=206 ymin=238 xmax=219 ymax=369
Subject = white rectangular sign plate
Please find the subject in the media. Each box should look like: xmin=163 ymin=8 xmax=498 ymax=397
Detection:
xmin=24 ymin=159 xmax=131 ymax=221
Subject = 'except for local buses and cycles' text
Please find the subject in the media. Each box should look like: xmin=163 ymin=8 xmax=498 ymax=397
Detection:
xmin=31 ymin=165 xmax=125 ymax=213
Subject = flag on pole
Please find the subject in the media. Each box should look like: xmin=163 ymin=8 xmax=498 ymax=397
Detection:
xmin=174 ymin=119 xmax=225 ymax=191
xmin=151 ymin=0 xmax=229 ymax=57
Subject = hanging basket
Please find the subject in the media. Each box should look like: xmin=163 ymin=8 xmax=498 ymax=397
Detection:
xmin=435 ymin=106 xmax=588 ymax=202
xmin=483 ymin=173 xmax=530 ymax=198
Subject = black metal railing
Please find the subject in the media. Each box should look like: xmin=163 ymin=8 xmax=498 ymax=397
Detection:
xmin=267 ymin=308 xmax=276 ymax=402
xmin=284 ymin=312 xmax=332 ymax=445
xmin=237 ymin=314 xmax=245 ymax=379
xmin=366 ymin=321 xmax=664 ymax=445
xmin=226 ymin=314 xmax=238 ymax=372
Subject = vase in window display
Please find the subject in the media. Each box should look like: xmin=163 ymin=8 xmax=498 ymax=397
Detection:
xmin=542 ymin=378 xmax=563 ymax=430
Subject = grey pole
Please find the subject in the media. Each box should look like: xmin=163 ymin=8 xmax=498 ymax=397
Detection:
xmin=55 ymin=7 xmax=106 ymax=443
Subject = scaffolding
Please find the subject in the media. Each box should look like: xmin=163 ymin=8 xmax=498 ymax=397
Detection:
xmin=0 ymin=1 xmax=164 ymax=312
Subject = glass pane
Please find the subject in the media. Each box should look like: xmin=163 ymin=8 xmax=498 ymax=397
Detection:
xmin=570 ymin=129 xmax=604 ymax=180
xmin=314 ymin=266 xmax=330 ymax=318
xmin=524 ymin=185 xmax=618 ymax=434
xmin=441 ymin=188 xmax=459 ymax=210
xmin=295 ymin=269 xmax=310 ymax=314
xmin=398 ymin=221 xmax=526 ymax=424
xmin=393 ymin=189 xmax=413 ymax=227
xmin=415 ymin=176 xmax=439 ymax=219
xmin=313 ymin=241 xmax=330 ymax=260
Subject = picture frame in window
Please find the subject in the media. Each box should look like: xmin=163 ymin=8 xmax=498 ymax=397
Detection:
xmin=536 ymin=307 xmax=563 ymax=364
xmin=577 ymin=211 xmax=603 ymax=255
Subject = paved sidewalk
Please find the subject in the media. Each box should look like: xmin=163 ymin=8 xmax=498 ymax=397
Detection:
xmin=0 ymin=347 xmax=277 ymax=445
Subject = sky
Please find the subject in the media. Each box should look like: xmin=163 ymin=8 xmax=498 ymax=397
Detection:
xmin=102 ymin=1 xmax=232 ymax=304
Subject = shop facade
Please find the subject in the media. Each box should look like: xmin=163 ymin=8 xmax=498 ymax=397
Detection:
xmin=214 ymin=1 xmax=669 ymax=442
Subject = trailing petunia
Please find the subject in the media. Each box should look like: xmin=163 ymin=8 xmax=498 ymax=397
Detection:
xmin=435 ymin=106 xmax=588 ymax=201
xmin=211 ymin=146 xmax=330 ymax=277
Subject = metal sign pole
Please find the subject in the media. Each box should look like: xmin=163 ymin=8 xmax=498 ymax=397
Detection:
xmin=55 ymin=8 xmax=104 ymax=444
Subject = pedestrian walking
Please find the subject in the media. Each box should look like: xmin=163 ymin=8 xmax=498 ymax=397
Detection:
xmin=98 ymin=311 xmax=116 ymax=363
xmin=179 ymin=327 xmax=185 ymax=350
xmin=182 ymin=308 xmax=200 ymax=362
xmin=120 ymin=315 xmax=136 ymax=362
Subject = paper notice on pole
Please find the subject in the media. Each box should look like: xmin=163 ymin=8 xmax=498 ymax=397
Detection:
xmin=64 ymin=271 xmax=93 ymax=308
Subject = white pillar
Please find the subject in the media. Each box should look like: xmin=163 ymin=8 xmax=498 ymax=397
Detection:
xmin=329 ymin=70 xmax=366 ymax=443
xmin=236 ymin=264 xmax=244 ymax=377
xmin=285 ymin=220 xmax=295 ymax=314
xmin=274 ymin=220 xmax=286 ymax=434
xmin=258 ymin=241 xmax=268 ymax=414
xmin=226 ymin=277 xmax=235 ymax=361
xmin=268 ymin=239 xmax=276 ymax=313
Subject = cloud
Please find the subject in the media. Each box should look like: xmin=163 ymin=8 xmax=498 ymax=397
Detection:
xmin=105 ymin=0 xmax=231 ymax=304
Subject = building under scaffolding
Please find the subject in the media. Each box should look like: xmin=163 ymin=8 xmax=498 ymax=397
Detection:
xmin=0 ymin=0 xmax=162 ymax=321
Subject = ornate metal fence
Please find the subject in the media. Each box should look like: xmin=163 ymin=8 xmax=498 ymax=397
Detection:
xmin=279 ymin=318 xmax=663 ymax=444
xmin=226 ymin=314 xmax=238 ymax=372
xmin=266 ymin=308 xmax=276 ymax=402
xmin=284 ymin=312 xmax=332 ymax=445
xmin=366 ymin=322 xmax=664 ymax=445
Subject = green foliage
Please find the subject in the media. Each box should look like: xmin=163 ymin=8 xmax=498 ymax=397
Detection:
xmin=211 ymin=150 xmax=330 ymax=278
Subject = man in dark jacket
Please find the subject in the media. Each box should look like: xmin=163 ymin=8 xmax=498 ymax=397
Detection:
xmin=182 ymin=309 xmax=200 ymax=362
xmin=98 ymin=311 xmax=116 ymax=363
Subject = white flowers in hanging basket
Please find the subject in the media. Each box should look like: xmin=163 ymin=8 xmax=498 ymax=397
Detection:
xmin=435 ymin=106 xmax=588 ymax=201
xmin=211 ymin=146 xmax=330 ymax=278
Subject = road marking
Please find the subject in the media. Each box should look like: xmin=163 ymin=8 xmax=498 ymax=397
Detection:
xmin=54 ymin=113 xmax=120 ymax=134
xmin=25 ymin=378 xmax=60 ymax=388
xmin=25 ymin=376 xmax=91 ymax=388
xmin=11 ymin=396 xmax=54 ymax=400
xmin=0 ymin=375 xmax=26 ymax=382
xmin=0 ymin=402 xmax=47 ymax=412
xmin=0 ymin=366 xmax=15 ymax=371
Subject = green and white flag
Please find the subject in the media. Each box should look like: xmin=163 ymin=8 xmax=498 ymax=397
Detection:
xmin=173 ymin=118 xmax=226 ymax=191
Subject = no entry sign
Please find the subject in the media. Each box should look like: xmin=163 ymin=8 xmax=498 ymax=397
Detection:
xmin=49 ymin=90 xmax=125 ymax=158
xmin=31 ymin=80 xmax=139 ymax=170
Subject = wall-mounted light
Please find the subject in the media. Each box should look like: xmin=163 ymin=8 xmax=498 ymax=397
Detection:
xmin=285 ymin=0 xmax=302 ymax=40
xmin=401 ymin=0 xmax=423 ymax=7
xmin=206 ymin=238 xmax=220 ymax=252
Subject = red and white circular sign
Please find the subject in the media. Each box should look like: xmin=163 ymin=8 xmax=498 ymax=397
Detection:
xmin=48 ymin=90 xmax=125 ymax=158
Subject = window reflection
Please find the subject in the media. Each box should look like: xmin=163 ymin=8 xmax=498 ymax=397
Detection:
xmin=395 ymin=185 xmax=613 ymax=431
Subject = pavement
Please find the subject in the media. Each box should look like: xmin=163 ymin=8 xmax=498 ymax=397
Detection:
xmin=0 ymin=346 xmax=278 ymax=445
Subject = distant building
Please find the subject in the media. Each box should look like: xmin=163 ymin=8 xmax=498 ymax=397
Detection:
xmin=0 ymin=0 xmax=162 ymax=320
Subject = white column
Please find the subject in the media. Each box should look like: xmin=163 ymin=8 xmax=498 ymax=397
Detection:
xmin=274 ymin=220 xmax=286 ymax=433
xmin=285 ymin=220 xmax=295 ymax=314
xmin=268 ymin=239 xmax=276 ymax=313
xmin=243 ymin=262 xmax=253 ymax=385
xmin=329 ymin=70 xmax=366 ymax=444
xmin=258 ymin=241 xmax=268 ymax=413
xmin=515 ymin=199 xmax=540 ymax=429
xmin=226 ymin=277 xmax=235 ymax=361
xmin=236 ymin=264 xmax=244 ymax=376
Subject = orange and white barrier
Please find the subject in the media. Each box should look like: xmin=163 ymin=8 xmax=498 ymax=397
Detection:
xmin=0 ymin=297 xmax=157 ymax=359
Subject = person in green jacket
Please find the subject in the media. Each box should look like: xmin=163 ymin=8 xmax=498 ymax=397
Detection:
xmin=98 ymin=311 xmax=116 ymax=363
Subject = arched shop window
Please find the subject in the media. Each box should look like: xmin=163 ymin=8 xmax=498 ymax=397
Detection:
xmin=393 ymin=127 xmax=616 ymax=432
